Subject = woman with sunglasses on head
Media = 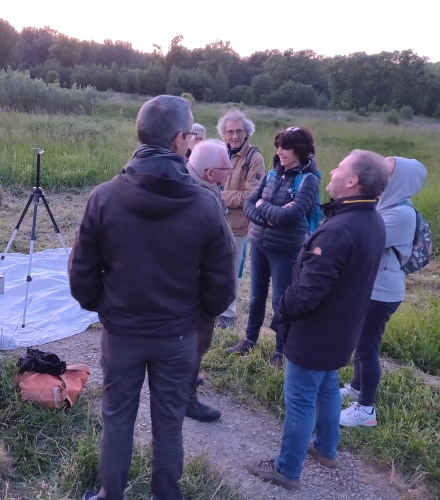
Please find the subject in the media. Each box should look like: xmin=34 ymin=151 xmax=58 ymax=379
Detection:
xmin=226 ymin=127 xmax=320 ymax=366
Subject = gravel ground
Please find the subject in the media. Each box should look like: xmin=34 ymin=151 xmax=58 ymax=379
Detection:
xmin=10 ymin=327 xmax=416 ymax=500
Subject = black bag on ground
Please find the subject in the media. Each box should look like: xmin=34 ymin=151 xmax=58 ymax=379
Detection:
xmin=17 ymin=347 xmax=67 ymax=376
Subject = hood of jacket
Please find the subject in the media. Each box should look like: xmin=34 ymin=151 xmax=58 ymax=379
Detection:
xmin=110 ymin=144 xmax=201 ymax=218
xmin=377 ymin=157 xmax=426 ymax=212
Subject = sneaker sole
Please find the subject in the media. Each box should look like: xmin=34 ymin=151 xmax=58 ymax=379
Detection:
xmin=339 ymin=418 xmax=377 ymax=427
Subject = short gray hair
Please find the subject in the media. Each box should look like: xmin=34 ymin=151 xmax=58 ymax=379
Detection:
xmin=190 ymin=139 xmax=229 ymax=177
xmin=136 ymin=95 xmax=192 ymax=148
xmin=216 ymin=110 xmax=255 ymax=138
xmin=349 ymin=150 xmax=389 ymax=197
xmin=191 ymin=123 xmax=206 ymax=139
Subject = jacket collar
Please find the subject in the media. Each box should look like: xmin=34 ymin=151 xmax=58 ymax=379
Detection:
xmin=228 ymin=137 xmax=249 ymax=158
xmin=321 ymin=195 xmax=378 ymax=217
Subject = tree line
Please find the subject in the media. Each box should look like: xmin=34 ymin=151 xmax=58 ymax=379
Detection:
xmin=1 ymin=19 xmax=440 ymax=117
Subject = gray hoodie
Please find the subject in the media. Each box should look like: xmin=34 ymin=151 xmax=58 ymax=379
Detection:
xmin=372 ymin=157 xmax=427 ymax=302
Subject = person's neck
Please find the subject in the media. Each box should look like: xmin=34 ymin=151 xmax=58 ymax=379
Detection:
xmin=284 ymin=162 xmax=301 ymax=170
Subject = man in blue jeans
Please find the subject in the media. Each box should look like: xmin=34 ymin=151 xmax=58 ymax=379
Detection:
xmin=247 ymin=150 xmax=389 ymax=490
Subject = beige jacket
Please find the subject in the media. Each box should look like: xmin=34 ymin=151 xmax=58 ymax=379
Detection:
xmin=222 ymin=141 xmax=266 ymax=236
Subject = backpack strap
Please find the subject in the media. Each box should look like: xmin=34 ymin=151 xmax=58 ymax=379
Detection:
xmin=241 ymin=147 xmax=259 ymax=180
xmin=389 ymin=200 xmax=415 ymax=267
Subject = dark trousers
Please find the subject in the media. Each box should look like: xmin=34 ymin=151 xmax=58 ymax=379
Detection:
xmin=189 ymin=317 xmax=215 ymax=402
xmin=97 ymin=328 xmax=197 ymax=500
xmin=245 ymin=242 xmax=296 ymax=353
xmin=351 ymin=299 xmax=401 ymax=406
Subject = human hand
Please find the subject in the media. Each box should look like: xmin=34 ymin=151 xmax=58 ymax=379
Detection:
xmin=282 ymin=201 xmax=296 ymax=208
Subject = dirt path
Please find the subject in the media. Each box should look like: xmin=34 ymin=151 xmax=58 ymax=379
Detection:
xmin=2 ymin=191 xmax=427 ymax=499
xmin=10 ymin=327 xmax=414 ymax=500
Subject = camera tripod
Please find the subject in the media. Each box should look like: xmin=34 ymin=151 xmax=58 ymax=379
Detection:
xmin=0 ymin=148 xmax=69 ymax=327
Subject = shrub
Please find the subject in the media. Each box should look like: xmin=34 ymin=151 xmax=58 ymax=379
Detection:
xmin=399 ymin=105 xmax=414 ymax=121
xmin=433 ymin=103 xmax=440 ymax=120
xmin=345 ymin=112 xmax=359 ymax=123
xmin=181 ymin=92 xmax=195 ymax=106
xmin=0 ymin=68 xmax=97 ymax=114
xmin=316 ymin=93 xmax=329 ymax=110
xmin=368 ymin=97 xmax=380 ymax=112
xmin=384 ymin=109 xmax=400 ymax=125
xmin=260 ymin=80 xmax=318 ymax=109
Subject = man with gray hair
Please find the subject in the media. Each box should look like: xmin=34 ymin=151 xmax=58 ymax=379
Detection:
xmin=70 ymin=95 xmax=235 ymax=500
xmin=185 ymin=122 xmax=206 ymax=162
xmin=247 ymin=150 xmax=389 ymax=491
xmin=216 ymin=110 xmax=266 ymax=328
xmin=185 ymin=138 xmax=234 ymax=422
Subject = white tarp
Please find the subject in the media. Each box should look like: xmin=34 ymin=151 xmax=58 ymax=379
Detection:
xmin=0 ymin=248 xmax=98 ymax=350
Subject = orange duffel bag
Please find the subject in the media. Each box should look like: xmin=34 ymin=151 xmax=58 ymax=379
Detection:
xmin=14 ymin=364 xmax=90 ymax=408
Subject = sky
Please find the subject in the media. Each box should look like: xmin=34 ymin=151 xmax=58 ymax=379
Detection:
xmin=2 ymin=0 xmax=440 ymax=63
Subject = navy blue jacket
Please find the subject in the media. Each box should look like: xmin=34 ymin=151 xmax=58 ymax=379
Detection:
xmin=278 ymin=196 xmax=386 ymax=371
xmin=244 ymin=158 xmax=319 ymax=254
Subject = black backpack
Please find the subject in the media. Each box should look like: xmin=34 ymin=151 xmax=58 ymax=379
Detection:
xmin=391 ymin=201 xmax=432 ymax=275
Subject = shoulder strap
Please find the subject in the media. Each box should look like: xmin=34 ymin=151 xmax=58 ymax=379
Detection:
xmin=242 ymin=147 xmax=259 ymax=180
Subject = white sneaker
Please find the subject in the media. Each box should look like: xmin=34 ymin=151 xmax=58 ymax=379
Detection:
xmin=339 ymin=402 xmax=377 ymax=427
xmin=340 ymin=383 xmax=360 ymax=401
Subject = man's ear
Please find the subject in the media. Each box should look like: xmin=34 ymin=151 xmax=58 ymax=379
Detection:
xmin=205 ymin=168 xmax=215 ymax=182
xmin=170 ymin=132 xmax=183 ymax=153
xmin=347 ymin=174 xmax=359 ymax=189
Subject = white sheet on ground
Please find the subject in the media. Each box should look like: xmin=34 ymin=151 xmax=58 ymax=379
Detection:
xmin=0 ymin=248 xmax=99 ymax=350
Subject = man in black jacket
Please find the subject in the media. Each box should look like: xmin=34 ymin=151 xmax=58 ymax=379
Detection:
xmin=246 ymin=150 xmax=389 ymax=491
xmin=69 ymin=95 xmax=235 ymax=500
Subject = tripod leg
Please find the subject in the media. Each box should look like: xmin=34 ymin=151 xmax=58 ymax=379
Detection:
xmin=22 ymin=193 xmax=40 ymax=328
xmin=0 ymin=194 xmax=34 ymax=262
xmin=40 ymin=192 xmax=70 ymax=257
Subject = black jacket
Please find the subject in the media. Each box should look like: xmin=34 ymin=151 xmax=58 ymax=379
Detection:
xmin=244 ymin=158 xmax=319 ymax=254
xmin=69 ymin=145 xmax=235 ymax=338
xmin=278 ymin=196 xmax=386 ymax=371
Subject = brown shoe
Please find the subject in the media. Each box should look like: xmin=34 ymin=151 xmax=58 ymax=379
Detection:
xmin=308 ymin=442 xmax=339 ymax=468
xmin=246 ymin=458 xmax=301 ymax=491
xmin=225 ymin=338 xmax=255 ymax=355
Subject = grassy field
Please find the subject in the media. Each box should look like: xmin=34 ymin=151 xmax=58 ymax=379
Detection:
xmin=1 ymin=98 xmax=440 ymax=497
xmin=1 ymin=101 xmax=439 ymax=248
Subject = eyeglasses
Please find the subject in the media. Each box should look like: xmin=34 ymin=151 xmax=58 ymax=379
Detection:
xmin=182 ymin=132 xmax=198 ymax=140
xmin=225 ymin=129 xmax=245 ymax=137
xmin=204 ymin=167 xmax=233 ymax=172
xmin=193 ymin=137 xmax=203 ymax=141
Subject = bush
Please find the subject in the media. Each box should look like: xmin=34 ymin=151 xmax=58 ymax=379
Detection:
xmin=0 ymin=68 xmax=97 ymax=114
xmin=260 ymin=80 xmax=318 ymax=109
xmin=433 ymin=103 xmax=440 ymax=120
xmin=399 ymin=105 xmax=414 ymax=121
xmin=181 ymin=92 xmax=195 ymax=106
xmin=384 ymin=109 xmax=400 ymax=125
xmin=345 ymin=112 xmax=359 ymax=123
xmin=317 ymin=93 xmax=329 ymax=110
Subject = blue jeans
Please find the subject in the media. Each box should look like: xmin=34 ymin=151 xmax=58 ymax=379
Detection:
xmin=275 ymin=360 xmax=341 ymax=480
xmin=245 ymin=242 xmax=295 ymax=353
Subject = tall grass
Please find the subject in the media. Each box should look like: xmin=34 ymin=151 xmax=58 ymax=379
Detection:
xmin=1 ymin=101 xmax=438 ymax=245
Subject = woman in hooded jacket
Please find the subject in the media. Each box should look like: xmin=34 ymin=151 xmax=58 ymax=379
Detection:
xmin=225 ymin=126 xmax=320 ymax=365
xmin=339 ymin=156 xmax=427 ymax=427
